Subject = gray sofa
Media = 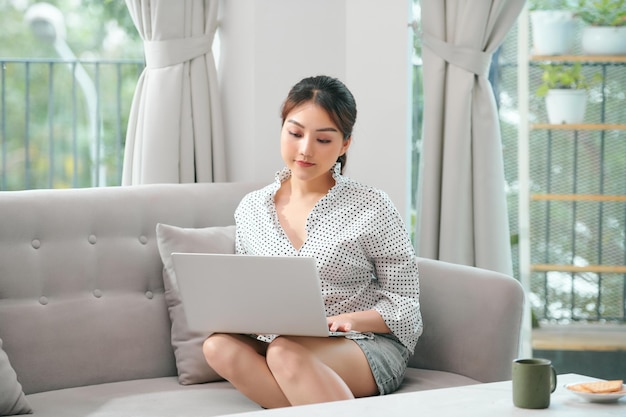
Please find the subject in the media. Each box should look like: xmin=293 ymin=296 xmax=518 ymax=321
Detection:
xmin=0 ymin=183 xmax=524 ymax=417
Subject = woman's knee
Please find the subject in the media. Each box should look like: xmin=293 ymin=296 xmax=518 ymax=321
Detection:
xmin=202 ymin=334 xmax=239 ymax=371
xmin=265 ymin=337 xmax=307 ymax=380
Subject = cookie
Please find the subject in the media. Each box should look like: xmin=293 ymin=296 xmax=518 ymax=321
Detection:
xmin=569 ymin=380 xmax=623 ymax=394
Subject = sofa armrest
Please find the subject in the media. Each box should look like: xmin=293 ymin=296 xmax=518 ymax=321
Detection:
xmin=408 ymin=258 xmax=524 ymax=383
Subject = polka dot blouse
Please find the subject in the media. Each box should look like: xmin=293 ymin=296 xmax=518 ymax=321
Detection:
xmin=234 ymin=164 xmax=423 ymax=351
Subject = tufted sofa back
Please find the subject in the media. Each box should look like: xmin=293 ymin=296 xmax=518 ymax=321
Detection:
xmin=0 ymin=183 xmax=259 ymax=394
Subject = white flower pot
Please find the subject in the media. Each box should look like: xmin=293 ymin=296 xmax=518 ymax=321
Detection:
xmin=545 ymin=89 xmax=587 ymax=124
xmin=582 ymin=26 xmax=626 ymax=55
xmin=530 ymin=11 xmax=576 ymax=55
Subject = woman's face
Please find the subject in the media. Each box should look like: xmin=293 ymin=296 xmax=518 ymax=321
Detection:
xmin=280 ymin=102 xmax=350 ymax=184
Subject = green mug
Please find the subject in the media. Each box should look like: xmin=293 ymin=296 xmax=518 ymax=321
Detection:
xmin=512 ymin=358 xmax=557 ymax=409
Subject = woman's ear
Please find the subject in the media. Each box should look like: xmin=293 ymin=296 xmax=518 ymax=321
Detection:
xmin=340 ymin=136 xmax=352 ymax=156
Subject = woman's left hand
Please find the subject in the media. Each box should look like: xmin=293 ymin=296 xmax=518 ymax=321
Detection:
xmin=327 ymin=315 xmax=353 ymax=333
xmin=326 ymin=310 xmax=391 ymax=334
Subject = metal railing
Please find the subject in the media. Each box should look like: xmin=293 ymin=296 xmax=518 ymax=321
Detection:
xmin=0 ymin=58 xmax=144 ymax=190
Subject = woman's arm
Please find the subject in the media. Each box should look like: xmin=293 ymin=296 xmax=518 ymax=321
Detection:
xmin=363 ymin=191 xmax=422 ymax=349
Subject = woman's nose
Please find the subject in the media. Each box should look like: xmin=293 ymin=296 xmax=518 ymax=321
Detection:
xmin=299 ymin=136 xmax=313 ymax=157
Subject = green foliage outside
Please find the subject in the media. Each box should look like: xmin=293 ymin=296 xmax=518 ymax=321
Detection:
xmin=535 ymin=62 xmax=602 ymax=96
xmin=528 ymin=0 xmax=626 ymax=26
xmin=0 ymin=0 xmax=141 ymax=59
xmin=0 ymin=0 xmax=143 ymax=190
xmin=576 ymin=0 xmax=626 ymax=26
xmin=527 ymin=0 xmax=578 ymax=10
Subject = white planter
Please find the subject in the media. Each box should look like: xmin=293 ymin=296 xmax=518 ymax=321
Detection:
xmin=545 ymin=89 xmax=587 ymax=124
xmin=530 ymin=10 xmax=576 ymax=55
xmin=582 ymin=26 xmax=626 ymax=55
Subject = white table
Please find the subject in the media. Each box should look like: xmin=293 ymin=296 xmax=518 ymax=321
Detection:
xmin=230 ymin=374 xmax=625 ymax=416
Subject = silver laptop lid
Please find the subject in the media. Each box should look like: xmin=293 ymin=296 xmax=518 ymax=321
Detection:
xmin=171 ymin=253 xmax=331 ymax=337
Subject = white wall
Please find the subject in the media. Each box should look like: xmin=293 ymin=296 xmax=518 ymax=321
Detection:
xmin=218 ymin=0 xmax=412 ymax=220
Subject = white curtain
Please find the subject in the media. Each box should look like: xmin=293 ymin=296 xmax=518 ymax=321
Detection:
xmin=416 ymin=0 xmax=526 ymax=275
xmin=122 ymin=0 xmax=226 ymax=184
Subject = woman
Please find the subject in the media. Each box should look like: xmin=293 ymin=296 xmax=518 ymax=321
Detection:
xmin=202 ymin=75 xmax=422 ymax=409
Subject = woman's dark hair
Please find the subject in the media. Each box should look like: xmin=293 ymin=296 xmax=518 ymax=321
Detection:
xmin=281 ymin=75 xmax=357 ymax=174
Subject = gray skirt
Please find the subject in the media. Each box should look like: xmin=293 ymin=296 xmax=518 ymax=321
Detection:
xmin=353 ymin=333 xmax=411 ymax=395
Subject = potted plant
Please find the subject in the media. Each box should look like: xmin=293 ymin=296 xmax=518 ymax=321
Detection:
xmin=536 ymin=62 xmax=601 ymax=124
xmin=576 ymin=0 xmax=626 ymax=54
xmin=529 ymin=0 xmax=577 ymax=55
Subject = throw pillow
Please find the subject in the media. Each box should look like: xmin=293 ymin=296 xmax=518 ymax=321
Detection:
xmin=0 ymin=338 xmax=32 ymax=415
xmin=155 ymin=223 xmax=236 ymax=385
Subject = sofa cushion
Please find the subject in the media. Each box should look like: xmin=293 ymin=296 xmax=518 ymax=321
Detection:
xmin=397 ymin=368 xmax=479 ymax=393
xmin=0 ymin=337 xmax=32 ymax=415
xmin=156 ymin=223 xmax=236 ymax=385
xmin=25 ymin=376 xmax=259 ymax=417
xmin=22 ymin=371 xmax=478 ymax=417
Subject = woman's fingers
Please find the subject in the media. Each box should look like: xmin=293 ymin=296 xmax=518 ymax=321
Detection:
xmin=327 ymin=318 xmax=352 ymax=332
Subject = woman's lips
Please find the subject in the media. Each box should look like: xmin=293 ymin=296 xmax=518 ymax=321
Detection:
xmin=295 ymin=160 xmax=315 ymax=167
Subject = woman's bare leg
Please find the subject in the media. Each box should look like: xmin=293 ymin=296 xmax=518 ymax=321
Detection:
xmin=202 ymin=333 xmax=290 ymax=409
xmin=265 ymin=336 xmax=378 ymax=406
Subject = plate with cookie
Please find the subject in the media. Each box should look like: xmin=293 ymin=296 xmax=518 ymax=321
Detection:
xmin=565 ymin=380 xmax=626 ymax=403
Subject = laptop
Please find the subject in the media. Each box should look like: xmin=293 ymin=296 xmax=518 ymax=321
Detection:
xmin=171 ymin=252 xmax=357 ymax=337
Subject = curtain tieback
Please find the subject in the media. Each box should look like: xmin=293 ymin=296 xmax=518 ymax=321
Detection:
xmin=144 ymin=33 xmax=215 ymax=69
xmin=421 ymin=32 xmax=492 ymax=77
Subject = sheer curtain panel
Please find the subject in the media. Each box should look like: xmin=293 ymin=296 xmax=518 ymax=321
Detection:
xmin=416 ymin=0 xmax=525 ymax=275
xmin=122 ymin=0 xmax=226 ymax=184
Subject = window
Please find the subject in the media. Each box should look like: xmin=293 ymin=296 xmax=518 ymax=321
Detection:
xmin=0 ymin=1 xmax=143 ymax=189
xmin=411 ymin=1 xmax=626 ymax=379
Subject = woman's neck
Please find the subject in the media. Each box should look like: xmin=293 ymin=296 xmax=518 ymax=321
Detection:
xmin=286 ymin=173 xmax=335 ymax=199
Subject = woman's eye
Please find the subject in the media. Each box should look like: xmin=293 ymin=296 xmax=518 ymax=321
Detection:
xmin=289 ymin=131 xmax=302 ymax=138
xmin=317 ymin=139 xmax=331 ymax=144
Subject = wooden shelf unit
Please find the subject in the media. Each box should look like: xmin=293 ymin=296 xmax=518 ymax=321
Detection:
xmin=531 ymin=264 xmax=626 ymax=274
xmin=528 ymin=54 xmax=626 ymax=295
xmin=531 ymin=123 xmax=626 ymax=131
xmin=531 ymin=55 xmax=626 ymax=63
xmin=531 ymin=194 xmax=626 ymax=202
xmin=532 ymin=323 xmax=626 ymax=351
